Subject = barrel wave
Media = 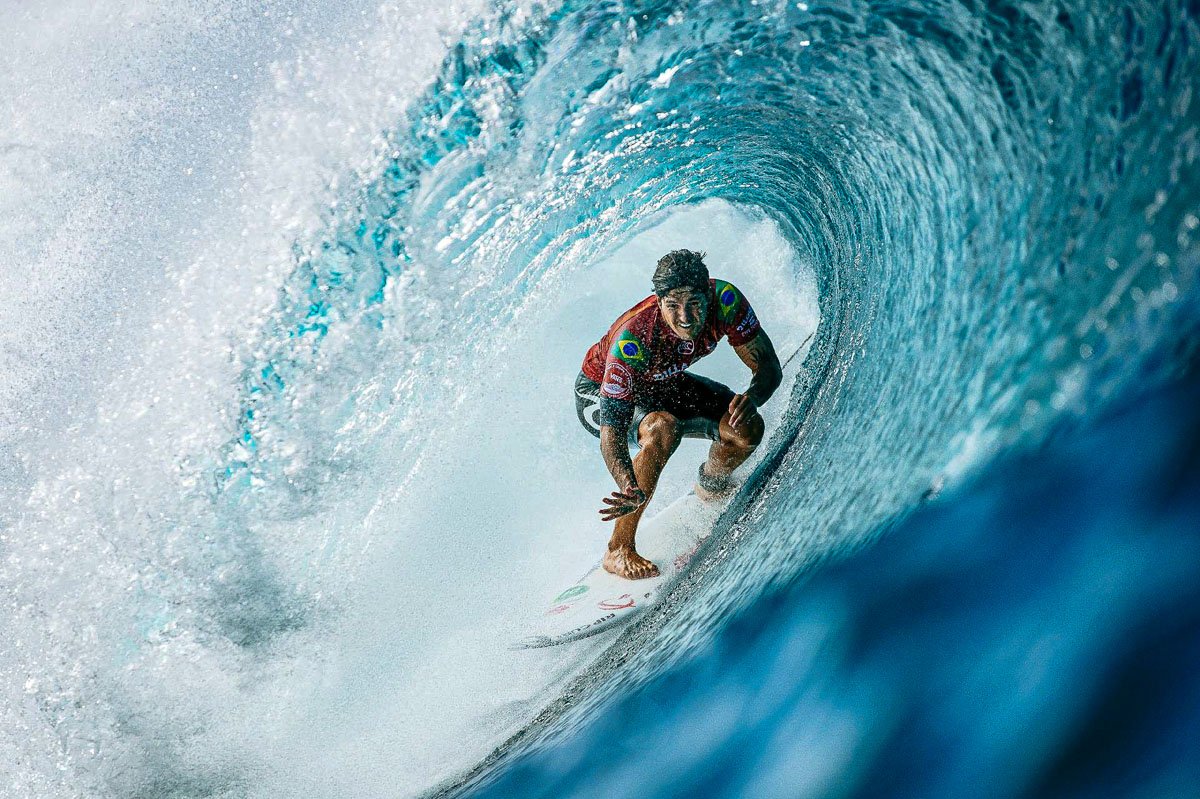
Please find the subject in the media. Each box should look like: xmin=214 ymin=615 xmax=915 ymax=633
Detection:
xmin=1 ymin=0 xmax=1197 ymax=797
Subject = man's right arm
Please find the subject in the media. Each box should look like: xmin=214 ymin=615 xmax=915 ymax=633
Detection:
xmin=600 ymin=424 xmax=638 ymax=491
xmin=597 ymin=356 xmax=640 ymax=491
xmin=595 ymin=358 xmax=648 ymax=520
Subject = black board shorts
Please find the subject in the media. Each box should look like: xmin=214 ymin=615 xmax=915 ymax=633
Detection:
xmin=574 ymin=371 xmax=735 ymax=449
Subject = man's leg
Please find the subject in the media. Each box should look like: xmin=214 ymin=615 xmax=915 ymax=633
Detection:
xmin=696 ymin=407 xmax=765 ymax=500
xmin=603 ymin=411 xmax=683 ymax=579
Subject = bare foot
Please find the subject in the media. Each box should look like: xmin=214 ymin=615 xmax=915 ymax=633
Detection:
xmin=603 ymin=546 xmax=660 ymax=580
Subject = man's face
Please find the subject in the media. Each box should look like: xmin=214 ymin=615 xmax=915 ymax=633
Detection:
xmin=658 ymin=287 xmax=708 ymax=341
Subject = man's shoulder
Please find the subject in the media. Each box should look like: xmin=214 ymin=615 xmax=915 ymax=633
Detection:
xmin=608 ymin=293 xmax=658 ymax=334
xmin=603 ymin=294 xmax=659 ymax=372
xmin=710 ymin=278 xmax=751 ymax=322
xmin=708 ymin=278 xmax=762 ymax=346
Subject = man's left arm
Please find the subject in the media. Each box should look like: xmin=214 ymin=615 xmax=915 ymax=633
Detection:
xmin=734 ymin=330 xmax=783 ymax=407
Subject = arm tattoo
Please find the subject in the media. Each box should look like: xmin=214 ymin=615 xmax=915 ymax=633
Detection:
xmin=736 ymin=332 xmax=783 ymax=406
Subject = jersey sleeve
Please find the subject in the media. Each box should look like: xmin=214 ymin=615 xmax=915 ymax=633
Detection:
xmin=598 ymin=357 xmax=636 ymax=428
xmin=712 ymin=280 xmax=761 ymax=346
xmin=598 ymin=318 xmax=652 ymax=429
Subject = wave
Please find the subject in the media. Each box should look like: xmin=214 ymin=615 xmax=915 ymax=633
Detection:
xmin=2 ymin=0 xmax=1198 ymax=796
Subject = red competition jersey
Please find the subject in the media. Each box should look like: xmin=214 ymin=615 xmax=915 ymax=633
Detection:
xmin=581 ymin=279 xmax=761 ymax=405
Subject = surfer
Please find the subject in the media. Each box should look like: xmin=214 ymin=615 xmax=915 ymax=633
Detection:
xmin=575 ymin=249 xmax=783 ymax=579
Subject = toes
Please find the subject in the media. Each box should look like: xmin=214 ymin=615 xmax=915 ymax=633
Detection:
xmin=634 ymin=559 xmax=658 ymax=578
xmin=604 ymin=550 xmax=659 ymax=580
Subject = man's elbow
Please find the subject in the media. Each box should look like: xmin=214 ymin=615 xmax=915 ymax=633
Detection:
xmin=758 ymin=365 xmax=783 ymax=401
xmin=599 ymin=423 xmax=629 ymax=445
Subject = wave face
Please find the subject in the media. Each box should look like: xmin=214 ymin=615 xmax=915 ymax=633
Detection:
xmin=472 ymin=346 xmax=1200 ymax=799
xmin=2 ymin=0 xmax=1199 ymax=797
xmin=439 ymin=1 xmax=1200 ymax=794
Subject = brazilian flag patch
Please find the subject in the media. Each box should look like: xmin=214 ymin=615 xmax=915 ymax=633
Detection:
xmin=612 ymin=331 xmax=648 ymax=370
xmin=714 ymin=280 xmax=741 ymax=322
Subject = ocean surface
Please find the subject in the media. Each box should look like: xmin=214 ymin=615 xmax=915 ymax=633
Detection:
xmin=1 ymin=1 xmax=1197 ymax=797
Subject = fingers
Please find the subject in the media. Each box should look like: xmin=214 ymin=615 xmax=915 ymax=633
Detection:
xmin=728 ymin=394 xmax=749 ymax=428
xmin=599 ymin=503 xmax=637 ymax=521
xmin=598 ymin=489 xmax=646 ymax=520
xmin=601 ymin=490 xmax=643 ymax=506
xmin=727 ymin=393 xmax=760 ymax=429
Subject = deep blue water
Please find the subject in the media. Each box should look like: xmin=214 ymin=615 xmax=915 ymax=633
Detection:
xmin=469 ymin=353 xmax=1200 ymax=798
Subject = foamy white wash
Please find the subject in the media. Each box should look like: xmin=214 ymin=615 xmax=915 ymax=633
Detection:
xmin=1 ymin=4 xmax=818 ymax=796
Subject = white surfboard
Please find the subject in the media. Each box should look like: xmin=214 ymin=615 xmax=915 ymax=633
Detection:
xmin=514 ymin=491 xmax=722 ymax=649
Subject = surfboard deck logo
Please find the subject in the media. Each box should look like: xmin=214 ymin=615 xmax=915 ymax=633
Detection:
xmin=513 ymin=492 xmax=721 ymax=649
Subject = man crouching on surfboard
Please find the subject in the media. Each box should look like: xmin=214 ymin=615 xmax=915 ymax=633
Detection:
xmin=574 ymin=249 xmax=783 ymax=580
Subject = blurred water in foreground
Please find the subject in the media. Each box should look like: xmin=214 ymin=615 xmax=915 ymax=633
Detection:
xmin=471 ymin=351 xmax=1200 ymax=798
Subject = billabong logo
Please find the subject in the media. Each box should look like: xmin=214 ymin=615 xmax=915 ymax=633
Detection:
xmin=652 ymin=363 xmax=688 ymax=381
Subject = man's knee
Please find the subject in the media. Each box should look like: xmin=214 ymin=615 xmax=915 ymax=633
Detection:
xmin=724 ymin=412 xmax=764 ymax=450
xmin=639 ymin=411 xmax=684 ymax=451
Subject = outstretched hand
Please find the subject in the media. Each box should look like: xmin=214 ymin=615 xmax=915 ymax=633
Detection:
xmin=727 ymin=393 xmax=760 ymax=430
xmin=599 ymin=485 xmax=647 ymax=522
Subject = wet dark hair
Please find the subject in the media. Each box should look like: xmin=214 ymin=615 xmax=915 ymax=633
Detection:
xmin=652 ymin=249 xmax=710 ymax=296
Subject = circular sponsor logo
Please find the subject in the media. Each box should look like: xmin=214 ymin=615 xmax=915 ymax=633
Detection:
xmin=678 ymin=340 xmax=695 ymax=354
